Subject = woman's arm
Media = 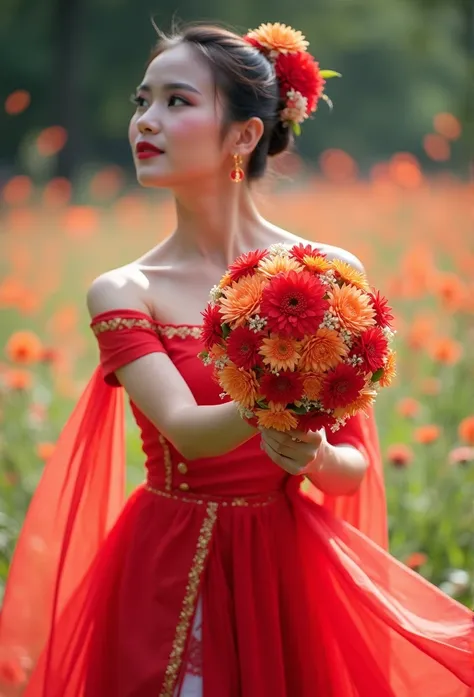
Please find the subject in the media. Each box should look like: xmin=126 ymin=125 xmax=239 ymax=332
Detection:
xmin=87 ymin=272 xmax=257 ymax=460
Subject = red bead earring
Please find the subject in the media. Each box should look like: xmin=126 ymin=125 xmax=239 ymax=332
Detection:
xmin=230 ymin=153 xmax=244 ymax=183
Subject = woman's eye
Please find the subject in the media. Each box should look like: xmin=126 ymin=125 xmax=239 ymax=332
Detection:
xmin=168 ymin=95 xmax=189 ymax=107
xmin=130 ymin=94 xmax=148 ymax=109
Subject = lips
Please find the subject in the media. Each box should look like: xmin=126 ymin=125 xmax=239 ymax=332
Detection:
xmin=136 ymin=142 xmax=164 ymax=159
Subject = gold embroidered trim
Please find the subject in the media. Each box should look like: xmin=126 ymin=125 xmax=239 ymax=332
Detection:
xmin=91 ymin=316 xmax=201 ymax=340
xmin=159 ymin=501 xmax=218 ymax=697
xmin=91 ymin=317 xmax=156 ymax=335
xmin=145 ymin=485 xmax=282 ymax=508
xmin=158 ymin=434 xmax=173 ymax=492
xmin=157 ymin=325 xmax=202 ymax=340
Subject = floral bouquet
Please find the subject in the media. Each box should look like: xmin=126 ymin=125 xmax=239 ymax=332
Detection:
xmin=199 ymin=244 xmax=396 ymax=433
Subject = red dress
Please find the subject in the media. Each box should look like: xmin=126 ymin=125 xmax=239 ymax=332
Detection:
xmin=0 ymin=309 xmax=472 ymax=697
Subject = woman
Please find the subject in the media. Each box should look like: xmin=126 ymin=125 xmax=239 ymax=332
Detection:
xmin=0 ymin=22 xmax=472 ymax=697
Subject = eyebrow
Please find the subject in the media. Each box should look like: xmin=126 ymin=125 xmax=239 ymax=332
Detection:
xmin=136 ymin=82 xmax=201 ymax=95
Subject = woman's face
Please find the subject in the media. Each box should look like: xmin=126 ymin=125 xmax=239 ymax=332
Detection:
xmin=129 ymin=43 xmax=229 ymax=189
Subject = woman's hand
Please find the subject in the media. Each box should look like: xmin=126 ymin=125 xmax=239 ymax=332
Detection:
xmin=259 ymin=425 xmax=368 ymax=495
xmin=259 ymin=427 xmax=326 ymax=476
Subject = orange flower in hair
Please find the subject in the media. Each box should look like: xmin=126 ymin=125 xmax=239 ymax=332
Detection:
xmin=245 ymin=23 xmax=309 ymax=55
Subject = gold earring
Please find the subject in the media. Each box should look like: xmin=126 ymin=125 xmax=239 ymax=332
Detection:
xmin=230 ymin=153 xmax=244 ymax=183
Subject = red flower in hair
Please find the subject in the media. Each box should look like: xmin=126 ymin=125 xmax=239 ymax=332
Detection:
xmin=260 ymin=270 xmax=328 ymax=339
xmin=260 ymin=370 xmax=304 ymax=406
xmin=275 ymin=52 xmax=325 ymax=113
xmin=352 ymin=327 xmax=389 ymax=373
xmin=200 ymin=305 xmax=223 ymax=350
xmin=320 ymin=363 xmax=365 ymax=410
xmin=288 ymin=243 xmax=326 ymax=263
xmin=369 ymin=290 xmax=395 ymax=328
xmin=226 ymin=326 xmax=263 ymax=370
xmin=228 ymin=249 xmax=268 ymax=282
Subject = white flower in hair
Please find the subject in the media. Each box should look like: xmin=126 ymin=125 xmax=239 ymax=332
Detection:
xmin=281 ymin=89 xmax=309 ymax=126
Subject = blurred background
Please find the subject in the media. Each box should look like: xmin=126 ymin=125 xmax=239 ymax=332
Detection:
xmin=0 ymin=0 xmax=473 ymax=608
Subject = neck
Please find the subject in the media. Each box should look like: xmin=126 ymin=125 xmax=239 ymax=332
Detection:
xmin=169 ymin=179 xmax=265 ymax=268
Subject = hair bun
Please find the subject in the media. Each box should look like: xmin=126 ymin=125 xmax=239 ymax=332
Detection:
xmin=267 ymin=120 xmax=292 ymax=157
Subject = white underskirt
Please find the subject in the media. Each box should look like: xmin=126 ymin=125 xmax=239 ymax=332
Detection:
xmin=174 ymin=596 xmax=203 ymax=697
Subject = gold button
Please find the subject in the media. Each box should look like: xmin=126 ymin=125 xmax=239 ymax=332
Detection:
xmin=179 ymin=482 xmax=190 ymax=492
xmin=177 ymin=462 xmax=188 ymax=475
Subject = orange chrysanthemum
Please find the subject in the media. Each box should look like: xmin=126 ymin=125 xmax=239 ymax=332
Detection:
xmin=219 ymin=274 xmax=267 ymax=327
xmin=218 ymin=271 xmax=233 ymax=289
xmin=259 ymin=334 xmax=300 ymax=371
xmin=331 ymin=259 xmax=370 ymax=291
xmin=209 ymin=343 xmax=227 ymax=360
xmin=302 ymin=373 xmax=323 ymax=400
xmin=340 ymin=388 xmax=377 ymax=418
xmin=299 ymin=328 xmax=349 ymax=372
xmin=327 ymin=284 xmax=376 ymax=333
xmin=258 ymin=254 xmax=303 ymax=277
xmin=301 ymin=254 xmax=332 ymax=273
xmin=246 ymin=23 xmax=309 ymax=54
xmin=458 ymin=416 xmax=474 ymax=445
xmin=218 ymin=362 xmax=260 ymax=408
xmin=5 ymin=330 xmax=43 ymax=364
xmin=379 ymin=350 xmax=397 ymax=388
xmin=255 ymin=404 xmax=299 ymax=432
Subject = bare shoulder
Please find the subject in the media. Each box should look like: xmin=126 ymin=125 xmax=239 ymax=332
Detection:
xmin=86 ymin=264 xmax=151 ymax=319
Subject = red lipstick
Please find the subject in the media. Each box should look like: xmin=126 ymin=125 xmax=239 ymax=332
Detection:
xmin=136 ymin=142 xmax=163 ymax=159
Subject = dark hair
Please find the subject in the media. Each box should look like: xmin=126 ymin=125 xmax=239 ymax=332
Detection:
xmin=147 ymin=23 xmax=292 ymax=180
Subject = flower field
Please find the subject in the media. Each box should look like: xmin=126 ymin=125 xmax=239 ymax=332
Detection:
xmin=1 ymin=166 xmax=473 ymax=607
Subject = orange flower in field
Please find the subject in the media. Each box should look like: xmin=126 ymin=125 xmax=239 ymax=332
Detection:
xmin=256 ymin=405 xmax=299 ymax=431
xmin=414 ymin=425 xmax=441 ymax=445
xmin=429 ymin=337 xmax=463 ymax=365
xmin=406 ymin=314 xmax=437 ymax=351
xmin=397 ymin=397 xmax=421 ymax=419
xmin=218 ymin=363 xmax=260 ymax=407
xmin=299 ymin=328 xmax=348 ymax=372
xmin=379 ymin=350 xmax=396 ymax=388
xmin=259 ymin=335 xmax=300 ymax=371
xmin=4 ymin=369 xmax=32 ymax=390
xmin=36 ymin=442 xmax=55 ymax=461
xmin=219 ymin=274 xmax=267 ymax=327
xmin=387 ymin=443 xmax=414 ymax=468
xmin=303 ymin=373 xmax=323 ymax=400
xmin=433 ymin=272 xmax=466 ymax=311
xmin=301 ymin=254 xmax=332 ymax=274
xmin=5 ymin=331 xmax=43 ymax=364
xmin=218 ymin=272 xmax=233 ymax=289
xmin=327 ymin=284 xmax=376 ymax=333
xmin=405 ymin=552 xmax=428 ymax=569
xmin=331 ymin=259 xmax=370 ymax=291
xmin=246 ymin=23 xmax=309 ymax=54
xmin=458 ymin=416 xmax=474 ymax=445
xmin=258 ymin=254 xmax=302 ymax=277
xmin=420 ymin=377 xmax=441 ymax=396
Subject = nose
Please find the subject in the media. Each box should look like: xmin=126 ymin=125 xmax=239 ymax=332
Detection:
xmin=136 ymin=111 xmax=161 ymax=135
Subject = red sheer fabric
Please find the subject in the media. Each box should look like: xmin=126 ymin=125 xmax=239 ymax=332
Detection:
xmin=0 ymin=309 xmax=471 ymax=697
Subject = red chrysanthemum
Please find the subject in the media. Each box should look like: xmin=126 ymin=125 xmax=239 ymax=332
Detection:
xmin=228 ymin=249 xmax=268 ymax=282
xmin=260 ymin=270 xmax=328 ymax=339
xmin=288 ymin=243 xmax=326 ymax=263
xmin=298 ymin=412 xmax=336 ymax=434
xmin=369 ymin=290 xmax=394 ymax=328
xmin=260 ymin=370 xmax=304 ymax=406
xmin=352 ymin=327 xmax=389 ymax=373
xmin=200 ymin=304 xmax=223 ymax=350
xmin=320 ymin=363 xmax=366 ymax=410
xmin=275 ymin=52 xmax=325 ymax=114
xmin=226 ymin=326 xmax=263 ymax=370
